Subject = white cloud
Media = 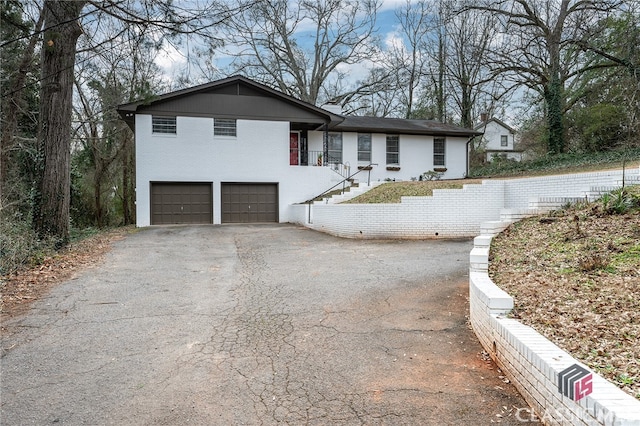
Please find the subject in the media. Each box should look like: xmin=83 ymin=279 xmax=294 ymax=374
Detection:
xmin=378 ymin=0 xmax=409 ymax=12
xmin=384 ymin=31 xmax=405 ymax=51
xmin=154 ymin=41 xmax=187 ymax=72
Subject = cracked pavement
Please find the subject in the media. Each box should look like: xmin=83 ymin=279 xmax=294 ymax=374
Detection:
xmin=1 ymin=224 xmax=533 ymax=425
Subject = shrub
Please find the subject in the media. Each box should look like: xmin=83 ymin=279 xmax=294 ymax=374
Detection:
xmin=601 ymin=187 xmax=640 ymax=215
xmin=578 ymin=253 xmax=610 ymax=272
xmin=0 ymin=211 xmax=56 ymax=276
xmin=420 ymin=170 xmax=443 ymax=181
xmin=468 ymin=146 xmax=640 ymax=178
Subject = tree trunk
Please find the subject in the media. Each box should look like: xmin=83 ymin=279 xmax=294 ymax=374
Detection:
xmin=33 ymin=1 xmax=85 ymax=245
xmin=545 ymin=76 xmax=565 ymax=154
xmin=94 ymin=156 xmax=104 ymax=228
xmin=460 ymin=81 xmax=473 ymax=129
xmin=546 ymin=23 xmax=565 ymax=155
xmin=121 ymin=132 xmax=135 ymax=225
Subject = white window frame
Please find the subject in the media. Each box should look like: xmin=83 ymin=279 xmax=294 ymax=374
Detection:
xmin=327 ymin=132 xmax=343 ymax=163
xmin=386 ymin=135 xmax=399 ymax=165
xmin=214 ymin=118 xmax=237 ymax=137
xmin=501 ymin=135 xmax=508 ymax=147
xmin=434 ymin=137 xmax=446 ymax=166
xmin=357 ymin=133 xmax=372 ymax=162
xmin=152 ymin=116 xmax=177 ymax=135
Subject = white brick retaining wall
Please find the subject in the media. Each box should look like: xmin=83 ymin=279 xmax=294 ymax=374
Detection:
xmin=469 ymin=231 xmax=640 ymax=426
xmin=291 ymin=167 xmax=639 ymax=239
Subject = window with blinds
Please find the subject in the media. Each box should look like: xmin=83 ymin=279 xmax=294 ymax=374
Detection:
xmin=152 ymin=116 xmax=177 ymax=134
xmin=214 ymin=118 xmax=237 ymax=137
xmin=434 ymin=137 xmax=446 ymax=166
xmin=386 ymin=135 xmax=399 ymax=164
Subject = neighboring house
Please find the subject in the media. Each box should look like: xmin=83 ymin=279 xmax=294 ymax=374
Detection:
xmin=117 ymin=75 xmax=480 ymax=226
xmin=474 ymin=117 xmax=523 ymax=162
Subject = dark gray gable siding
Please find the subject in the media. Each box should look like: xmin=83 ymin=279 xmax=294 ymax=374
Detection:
xmin=134 ymin=83 xmax=328 ymax=124
xmin=117 ymin=77 xmax=338 ymax=131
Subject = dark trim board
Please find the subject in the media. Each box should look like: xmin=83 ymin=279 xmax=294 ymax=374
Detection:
xmin=221 ymin=182 xmax=279 ymax=223
xmin=150 ymin=182 xmax=213 ymax=225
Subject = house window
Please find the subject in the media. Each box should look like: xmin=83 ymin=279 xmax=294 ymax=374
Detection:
xmin=386 ymin=135 xmax=399 ymax=164
xmin=501 ymin=135 xmax=508 ymax=147
xmin=214 ymin=118 xmax=237 ymax=136
xmin=152 ymin=116 xmax=176 ymax=134
xmin=327 ymin=132 xmax=342 ymax=163
xmin=434 ymin=137 xmax=445 ymax=166
xmin=358 ymin=133 xmax=372 ymax=162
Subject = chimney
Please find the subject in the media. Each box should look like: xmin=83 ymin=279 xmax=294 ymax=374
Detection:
xmin=480 ymin=112 xmax=488 ymax=123
xmin=322 ymin=103 xmax=343 ymax=115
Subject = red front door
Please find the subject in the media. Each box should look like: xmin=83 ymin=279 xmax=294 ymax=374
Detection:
xmin=289 ymin=132 xmax=299 ymax=165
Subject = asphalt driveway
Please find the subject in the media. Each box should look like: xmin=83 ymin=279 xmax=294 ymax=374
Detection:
xmin=1 ymin=224 xmax=533 ymax=425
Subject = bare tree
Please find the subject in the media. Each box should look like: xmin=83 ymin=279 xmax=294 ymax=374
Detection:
xmin=340 ymin=0 xmax=446 ymax=119
xmin=28 ymin=0 xmax=230 ymax=244
xmin=363 ymin=0 xmax=503 ymax=125
xmin=391 ymin=0 xmax=433 ymax=118
xmin=72 ymin=21 xmax=167 ymax=227
xmin=470 ymin=0 xmax=621 ymax=154
xmin=222 ymin=0 xmax=380 ymax=105
xmin=445 ymin=1 xmax=502 ymax=128
xmin=327 ymin=66 xmax=402 ymax=116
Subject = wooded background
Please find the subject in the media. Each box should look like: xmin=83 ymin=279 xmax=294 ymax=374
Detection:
xmin=1 ymin=0 xmax=638 ymax=260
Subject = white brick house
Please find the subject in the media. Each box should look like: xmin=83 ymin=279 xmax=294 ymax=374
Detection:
xmin=118 ymin=75 xmax=480 ymax=226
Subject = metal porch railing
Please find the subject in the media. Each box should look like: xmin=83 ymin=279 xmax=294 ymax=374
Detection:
xmin=289 ymin=150 xmax=351 ymax=178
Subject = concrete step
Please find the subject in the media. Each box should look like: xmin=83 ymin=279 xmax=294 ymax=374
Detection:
xmin=500 ymin=208 xmax=549 ymax=221
xmin=528 ymin=197 xmax=587 ymax=210
xmin=480 ymin=220 xmax=511 ymax=236
xmin=329 ymin=181 xmax=384 ymax=203
xmin=586 ymin=186 xmax=620 ymax=202
xmin=616 ymin=175 xmax=640 ymax=186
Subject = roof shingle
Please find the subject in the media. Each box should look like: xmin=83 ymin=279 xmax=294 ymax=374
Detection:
xmin=331 ymin=115 xmax=481 ymax=136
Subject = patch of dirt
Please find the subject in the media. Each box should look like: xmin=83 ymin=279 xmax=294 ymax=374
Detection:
xmin=489 ymin=194 xmax=640 ymax=400
xmin=0 ymin=227 xmax=132 ymax=329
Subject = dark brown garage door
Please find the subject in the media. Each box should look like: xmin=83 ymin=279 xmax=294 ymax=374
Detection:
xmin=221 ymin=183 xmax=278 ymax=223
xmin=151 ymin=182 xmax=213 ymax=225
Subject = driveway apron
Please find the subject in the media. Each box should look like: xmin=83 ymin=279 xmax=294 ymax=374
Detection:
xmin=1 ymin=225 xmax=533 ymax=425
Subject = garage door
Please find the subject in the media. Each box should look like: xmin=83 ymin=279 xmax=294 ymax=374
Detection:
xmin=151 ymin=182 xmax=213 ymax=225
xmin=221 ymin=183 xmax=278 ymax=223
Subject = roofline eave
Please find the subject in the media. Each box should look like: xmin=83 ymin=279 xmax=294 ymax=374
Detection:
xmin=116 ymin=75 xmax=339 ymax=124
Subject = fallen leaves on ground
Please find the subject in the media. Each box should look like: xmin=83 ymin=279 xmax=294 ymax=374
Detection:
xmin=489 ymin=200 xmax=640 ymax=400
xmin=0 ymin=227 xmax=133 ymax=328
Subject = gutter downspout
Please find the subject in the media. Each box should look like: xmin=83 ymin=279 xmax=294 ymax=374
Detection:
xmin=466 ymin=137 xmax=472 ymax=178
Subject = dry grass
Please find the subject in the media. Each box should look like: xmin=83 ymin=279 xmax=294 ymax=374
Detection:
xmin=489 ymin=187 xmax=640 ymax=399
xmin=345 ymin=179 xmax=483 ymax=204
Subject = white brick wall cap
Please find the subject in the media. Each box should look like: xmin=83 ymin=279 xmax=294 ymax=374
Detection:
xmin=469 ymin=226 xmax=640 ymax=424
